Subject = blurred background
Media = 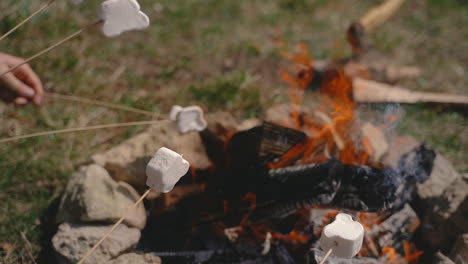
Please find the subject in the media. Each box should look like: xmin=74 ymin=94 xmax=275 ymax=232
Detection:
xmin=0 ymin=0 xmax=466 ymax=263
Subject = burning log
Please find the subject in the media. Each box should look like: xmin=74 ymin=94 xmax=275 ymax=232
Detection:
xmin=347 ymin=0 xmax=408 ymax=56
xmin=211 ymin=123 xmax=436 ymax=219
xmin=353 ymin=78 xmax=468 ymax=106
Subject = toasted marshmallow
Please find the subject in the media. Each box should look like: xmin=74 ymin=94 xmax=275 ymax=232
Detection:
xmin=319 ymin=213 xmax=364 ymax=259
xmin=99 ymin=0 xmax=150 ymax=38
xmin=146 ymin=147 xmax=190 ymax=193
xmin=169 ymin=105 xmax=207 ymax=133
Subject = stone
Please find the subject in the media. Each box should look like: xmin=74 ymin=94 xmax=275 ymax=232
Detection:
xmin=52 ymin=223 xmax=140 ymax=264
xmin=433 ymin=252 xmax=455 ymax=264
xmin=319 ymin=213 xmax=364 ymax=259
xmin=415 ymin=153 xmax=468 ymax=252
xmin=106 ymin=253 xmax=161 ymax=264
xmin=146 ymin=147 xmax=190 ymax=193
xmin=57 ymin=165 xmax=146 ymax=230
xmin=99 ymin=0 xmax=150 ymax=38
xmin=450 ymin=234 xmax=468 ymax=264
xmin=91 ymin=122 xmax=210 ymax=189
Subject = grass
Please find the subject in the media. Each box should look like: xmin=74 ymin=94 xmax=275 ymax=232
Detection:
xmin=0 ymin=0 xmax=466 ymax=263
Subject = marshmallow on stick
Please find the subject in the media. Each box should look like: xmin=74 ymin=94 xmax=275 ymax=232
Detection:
xmin=146 ymin=147 xmax=190 ymax=193
xmin=77 ymin=147 xmax=189 ymax=264
xmin=169 ymin=105 xmax=207 ymax=133
xmin=319 ymin=213 xmax=364 ymax=260
xmin=100 ymin=0 xmax=150 ymax=37
xmin=0 ymin=0 xmax=151 ymax=78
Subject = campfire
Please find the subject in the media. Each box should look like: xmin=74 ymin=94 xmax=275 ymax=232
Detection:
xmin=127 ymin=41 xmax=436 ymax=263
xmin=5 ymin=0 xmax=457 ymax=263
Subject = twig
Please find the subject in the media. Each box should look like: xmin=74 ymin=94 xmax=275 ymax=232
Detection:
xmin=77 ymin=189 xmax=152 ymax=264
xmin=314 ymin=111 xmax=345 ymax=150
xmin=0 ymin=119 xmax=170 ymax=144
xmin=45 ymin=92 xmax=157 ymax=117
xmin=0 ymin=0 xmax=56 ymax=42
xmin=20 ymin=231 xmax=37 ymax=264
xmin=0 ymin=20 xmax=103 ymax=77
xmin=319 ymin=248 xmax=333 ymax=264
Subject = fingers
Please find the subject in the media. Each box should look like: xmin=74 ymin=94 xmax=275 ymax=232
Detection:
xmin=15 ymin=64 xmax=43 ymax=105
xmin=0 ymin=53 xmax=44 ymax=106
xmin=0 ymin=71 xmax=36 ymax=99
xmin=14 ymin=97 xmax=29 ymax=105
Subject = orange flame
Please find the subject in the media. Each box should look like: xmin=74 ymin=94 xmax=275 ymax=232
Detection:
xmin=382 ymin=247 xmax=397 ymax=261
xmin=403 ymin=241 xmax=423 ymax=264
xmin=272 ymin=45 xmax=378 ymax=167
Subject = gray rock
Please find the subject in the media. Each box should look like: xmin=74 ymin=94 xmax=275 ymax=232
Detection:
xmin=92 ymin=122 xmax=210 ymax=188
xmin=52 ymin=223 xmax=140 ymax=264
xmin=450 ymin=234 xmax=468 ymax=264
xmin=57 ymin=165 xmax=146 ymax=230
xmin=415 ymin=153 xmax=468 ymax=251
xmin=107 ymin=253 xmax=161 ymax=264
xmin=433 ymin=252 xmax=455 ymax=264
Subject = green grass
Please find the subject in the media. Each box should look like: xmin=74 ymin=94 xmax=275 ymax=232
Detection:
xmin=0 ymin=0 xmax=467 ymax=263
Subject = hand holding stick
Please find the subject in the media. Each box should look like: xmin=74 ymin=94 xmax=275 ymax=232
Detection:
xmin=0 ymin=0 xmax=152 ymax=78
xmin=0 ymin=20 xmax=103 ymax=78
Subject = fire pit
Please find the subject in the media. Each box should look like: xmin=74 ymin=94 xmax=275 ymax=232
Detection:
xmin=46 ymin=1 xmax=467 ymax=263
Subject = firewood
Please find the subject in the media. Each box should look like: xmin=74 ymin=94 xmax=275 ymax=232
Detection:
xmin=314 ymin=111 xmax=345 ymax=150
xmin=344 ymin=62 xmax=421 ymax=83
xmin=353 ymin=78 xmax=468 ymax=106
xmin=359 ymin=0 xmax=408 ymax=34
xmin=347 ymin=0 xmax=408 ymax=56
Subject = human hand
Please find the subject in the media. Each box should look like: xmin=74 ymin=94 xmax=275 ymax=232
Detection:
xmin=0 ymin=53 xmax=43 ymax=106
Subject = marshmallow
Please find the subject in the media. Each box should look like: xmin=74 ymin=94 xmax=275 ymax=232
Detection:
xmin=99 ymin=0 xmax=150 ymax=38
xmin=319 ymin=213 xmax=364 ymax=259
xmin=146 ymin=147 xmax=190 ymax=193
xmin=169 ymin=105 xmax=207 ymax=133
xmin=169 ymin=105 xmax=183 ymax=121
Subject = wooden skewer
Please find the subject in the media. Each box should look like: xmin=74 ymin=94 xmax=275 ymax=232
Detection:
xmin=0 ymin=119 xmax=170 ymax=144
xmin=319 ymin=248 xmax=333 ymax=264
xmin=0 ymin=20 xmax=103 ymax=78
xmin=0 ymin=0 xmax=56 ymax=42
xmin=45 ymin=92 xmax=158 ymax=117
xmin=77 ymin=188 xmax=152 ymax=264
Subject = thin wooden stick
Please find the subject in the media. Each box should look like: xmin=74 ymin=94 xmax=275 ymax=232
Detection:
xmin=0 ymin=119 xmax=170 ymax=144
xmin=319 ymin=248 xmax=333 ymax=264
xmin=0 ymin=20 xmax=102 ymax=78
xmin=77 ymin=189 xmax=152 ymax=264
xmin=0 ymin=0 xmax=56 ymax=42
xmin=45 ymin=92 xmax=157 ymax=117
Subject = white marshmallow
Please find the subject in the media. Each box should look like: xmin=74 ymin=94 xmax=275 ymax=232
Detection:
xmin=319 ymin=213 xmax=364 ymax=259
xmin=169 ymin=105 xmax=183 ymax=121
xmin=146 ymin=147 xmax=190 ymax=193
xmin=99 ymin=0 xmax=150 ymax=38
xmin=169 ymin=105 xmax=207 ymax=133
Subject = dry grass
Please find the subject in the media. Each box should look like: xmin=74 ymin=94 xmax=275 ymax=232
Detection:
xmin=0 ymin=0 xmax=466 ymax=263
